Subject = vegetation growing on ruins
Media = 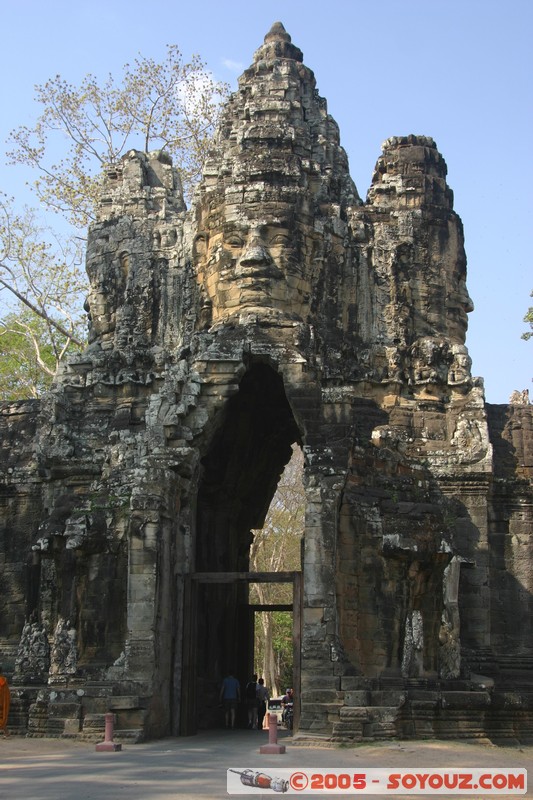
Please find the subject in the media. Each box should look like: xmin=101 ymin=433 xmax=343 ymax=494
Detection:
xmin=250 ymin=446 xmax=304 ymax=697
xmin=523 ymin=291 xmax=533 ymax=341
xmin=1 ymin=46 xmax=229 ymax=397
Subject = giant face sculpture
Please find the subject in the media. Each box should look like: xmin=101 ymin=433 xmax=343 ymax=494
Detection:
xmin=194 ymin=208 xmax=316 ymax=327
xmin=446 ymin=273 xmax=474 ymax=342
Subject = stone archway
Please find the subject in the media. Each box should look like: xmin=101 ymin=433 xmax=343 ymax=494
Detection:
xmin=181 ymin=362 xmax=302 ymax=732
xmin=180 ymin=570 xmax=302 ymax=734
xmin=1 ymin=22 xmax=532 ymax=745
xmin=195 ymin=363 xmax=301 ymax=576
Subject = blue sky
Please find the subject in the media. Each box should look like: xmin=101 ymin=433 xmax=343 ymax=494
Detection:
xmin=0 ymin=0 xmax=531 ymax=403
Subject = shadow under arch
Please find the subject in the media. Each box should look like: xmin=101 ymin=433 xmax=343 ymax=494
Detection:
xmin=183 ymin=362 xmax=302 ymax=732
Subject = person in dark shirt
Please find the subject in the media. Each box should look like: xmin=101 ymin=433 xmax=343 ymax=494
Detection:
xmin=256 ymin=677 xmax=270 ymax=730
xmin=245 ymin=673 xmax=258 ymax=729
xmin=219 ymin=670 xmax=240 ymax=729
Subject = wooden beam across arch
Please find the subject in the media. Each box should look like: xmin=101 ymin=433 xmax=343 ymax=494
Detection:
xmin=188 ymin=571 xmax=298 ymax=583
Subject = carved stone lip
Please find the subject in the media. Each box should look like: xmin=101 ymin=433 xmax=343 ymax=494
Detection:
xmin=234 ymin=264 xmax=284 ymax=280
xmin=236 ymin=281 xmax=271 ymax=293
xmin=234 ymin=272 xmax=272 ymax=283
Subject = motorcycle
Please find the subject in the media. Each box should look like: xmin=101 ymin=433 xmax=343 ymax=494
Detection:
xmin=282 ymin=701 xmax=293 ymax=730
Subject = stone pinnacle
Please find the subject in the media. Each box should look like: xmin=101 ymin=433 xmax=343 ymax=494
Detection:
xmin=254 ymin=20 xmax=303 ymax=63
xmin=264 ymin=21 xmax=291 ymax=43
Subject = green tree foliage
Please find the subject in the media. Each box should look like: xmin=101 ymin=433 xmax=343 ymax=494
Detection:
xmin=0 ymin=307 xmax=79 ymax=399
xmin=0 ymin=197 xmax=86 ymax=395
xmin=8 ymin=45 xmax=229 ymax=227
xmin=250 ymin=446 xmax=304 ymax=698
xmin=522 ymin=290 xmax=533 ymax=341
xmin=270 ymin=611 xmax=294 ymax=693
xmin=2 ymin=45 xmax=229 ymax=398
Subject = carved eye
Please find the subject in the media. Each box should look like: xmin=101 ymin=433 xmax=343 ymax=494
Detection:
xmin=269 ymin=234 xmax=290 ymax=246
xmin=226 ymin=235 xmax=244 ymax=249
xmin=194 ymin=233 xmax=208 ymax=256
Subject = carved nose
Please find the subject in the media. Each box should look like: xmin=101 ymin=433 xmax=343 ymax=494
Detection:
xmin=238 ymin=241 xmax=272 ymax=268
xmin=457 ymin=283 xmax=474 ymax=313
xmin=234 ymin=238 xmax=280 ymax=279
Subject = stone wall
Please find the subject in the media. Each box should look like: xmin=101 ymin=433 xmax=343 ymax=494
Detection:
xmin=486 ymin=404 xmax=533 ymax=660
xmin=0 ymin=401 xmax=43 ymax=648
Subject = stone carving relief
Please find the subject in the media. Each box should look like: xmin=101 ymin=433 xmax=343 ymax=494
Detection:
xmin=401 ymin=609 xmax=424 ymax=678
xmin=408 ymin=337 xmax=450 ymax=387
xmin=509 ymin=389 xmax=530 ymax=405
xmin=448 ymin=344 xmax=473 ymax=388
xmin=49 ymin=618 xmax=78 ymax=684
xmin=13 ymin=618 xmax=50 ymax=684
xmin=439 ymin=557 xmax=462 ymax=680
xmin=450 ymin=415 xmax=485 ymax=461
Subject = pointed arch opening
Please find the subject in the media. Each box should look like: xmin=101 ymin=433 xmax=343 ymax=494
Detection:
xmin=181 ymin=362 xmax=302 ymax=732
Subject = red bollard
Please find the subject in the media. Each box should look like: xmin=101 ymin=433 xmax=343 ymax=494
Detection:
xmin=95 ymin=712 xmax=122 ymax=752
xmin=259 ymin=713 xmax=286 ymax=754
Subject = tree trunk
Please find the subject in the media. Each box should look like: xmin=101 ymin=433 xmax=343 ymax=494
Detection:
xmin=260 ymin=610 xmax=279 ymax=698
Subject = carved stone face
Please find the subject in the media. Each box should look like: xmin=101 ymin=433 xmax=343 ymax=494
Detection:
xmin=446 ymin=275 xmax=474 ymax=340
xmin=449 ymin=343 xmax=472 ymax=385
xmin=195 ymin=213 xmax=314 ymax=326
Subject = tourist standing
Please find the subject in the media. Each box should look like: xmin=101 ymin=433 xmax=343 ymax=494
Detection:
xmin=245 ymin=673 xmax=258 ymax=729
xmin=0 ymin=666 xmax=10 ymax=737
xmin=256 ymin=677 xmax=270 ymax=730
xmin=219 ymin=670 xmax=240 ymax=729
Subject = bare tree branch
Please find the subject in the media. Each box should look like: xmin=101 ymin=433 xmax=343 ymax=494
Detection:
xmin=0 ymin=273 xmax=82 ymax=346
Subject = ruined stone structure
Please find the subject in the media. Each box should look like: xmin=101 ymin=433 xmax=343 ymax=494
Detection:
xmin=1 ymin=23 xmax=532 ymax=742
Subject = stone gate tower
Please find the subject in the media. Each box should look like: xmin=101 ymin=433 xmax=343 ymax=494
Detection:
xmin=1 ymin=23 xmax=532 ymax=742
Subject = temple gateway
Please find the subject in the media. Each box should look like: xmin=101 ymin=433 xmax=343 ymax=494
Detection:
xmin=1 ymin=23 xmax=532 ymax=742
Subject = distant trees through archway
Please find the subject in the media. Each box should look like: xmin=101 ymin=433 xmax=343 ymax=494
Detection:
xmin=250 ymin=444 xmax=304 ymax=697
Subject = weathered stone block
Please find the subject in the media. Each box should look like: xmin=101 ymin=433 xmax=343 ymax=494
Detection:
xmin=82 ymin=713 xmax=107 ymax=731
xmin=344 ymin=691 xmax=371 ymax=706
xmin=109 ymin=696 xmax=141 ymax=710
xmin=441 ymin=691 xmax=490 ymax=709
xmin=47 ymin=703 xmax=81 ymax=718
xmin=63 ymin=718 xmax=82 ymax=734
